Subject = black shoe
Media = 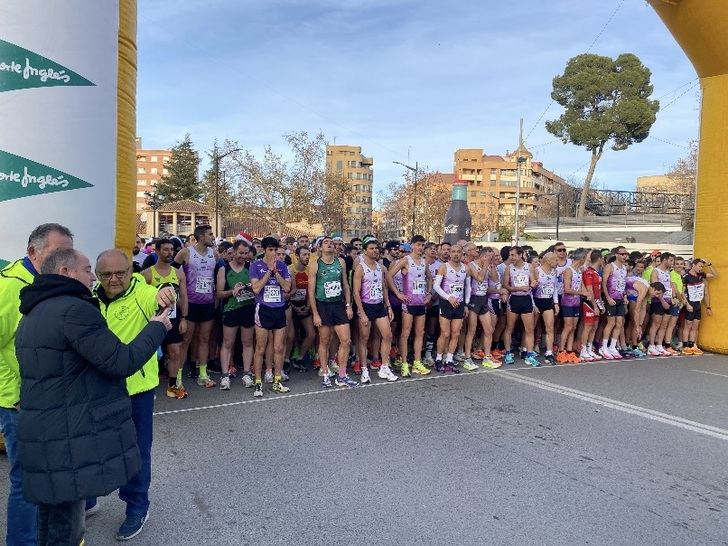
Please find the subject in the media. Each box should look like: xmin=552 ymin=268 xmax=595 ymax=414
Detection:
xmin=116 ymin=512 xmax=149 ymax=541
xmin=544 ymin=354 xmax=556 ymax=366
xmin=435 ymin=360 xmax=445 ymax=373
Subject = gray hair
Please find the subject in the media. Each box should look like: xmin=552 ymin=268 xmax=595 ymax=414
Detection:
xmin=572 ymin=248 xmax=587 ymax=261
xmin=27 ymin=223 xmax=74 ymax=252
xmin=95 ymin=249 xmax=131 ymax=269
xmin=40 ymin=248 xmax=79 ymax=275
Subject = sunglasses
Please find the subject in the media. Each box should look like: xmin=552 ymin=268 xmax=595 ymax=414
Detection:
xmin=555 ymin=248 xmax=566 ymax=252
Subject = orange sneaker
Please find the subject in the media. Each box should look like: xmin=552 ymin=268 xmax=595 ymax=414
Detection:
xmin=692 ymin=346 xmax=704 ymax=355
xmin=568 ymin=352 xmax=582 ymax=363
xmin=556 ymin=351 xmax=570 ymax=364
xmin=473 ymin=349 xmax=486 ymax=359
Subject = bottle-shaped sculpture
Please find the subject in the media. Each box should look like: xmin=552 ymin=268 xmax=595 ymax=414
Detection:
xmin=443 ymin=179 xmax=472 ymax=244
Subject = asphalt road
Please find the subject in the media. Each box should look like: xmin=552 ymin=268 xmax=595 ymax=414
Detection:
xmin=2 ymin=354 xmax=728 ymax=545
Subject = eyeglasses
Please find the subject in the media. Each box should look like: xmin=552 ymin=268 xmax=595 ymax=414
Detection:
xmin=98 ymin=270 xmax=129 ymax=281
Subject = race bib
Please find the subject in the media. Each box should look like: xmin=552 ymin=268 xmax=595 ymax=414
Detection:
xmin=664 ymin=287 xmax=673 ymax=300
xmin=236 ymin=290 xmax=254 ymax=303
xmin=515 ymin=273 xmax=529 ymax=286
xmin=263 ymin=285 xmax=282 ymax=303
xmin=369 ymin=284 xmax=383 ymax=301
xmin=452 ymin=283 xmax=464 ymax=296
xmin=687 ymin=283 xmax=704 ymax=302
xmin=476 ymin=281 xmax=489 ymax=293
xmin=413 ymin=279 xmax=427 ymax=295
xmin=616 ymin=279 xmax=626 ymax=292
xmin=168 ymin=305 xmax=177 ymax=319
xmin=542 ymin=284 xmax=554 ymax=297
xmin=195 ymin=277 xmax=213 ymax=294
xmin=292 ymin=288 xmax=307 ymax=302
xmin=324 ymin=280 xmax=342 ymax=298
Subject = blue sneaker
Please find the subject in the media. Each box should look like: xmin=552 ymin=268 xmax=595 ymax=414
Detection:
xmin=321 ymin=375 xmax=332 ymax=388
xmin=116 ymin=512 xmax=149 ymax=541
xmin=504 ymin=352 xmax=515 ymax=365
xmin=525 ymin=354 xmax=541 ymax=367
xmin=334 ymin=375 xmax=359 ymax=388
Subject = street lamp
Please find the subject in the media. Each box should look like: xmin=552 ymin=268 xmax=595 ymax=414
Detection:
xmin=144 ymin=191 xmax=163 ymax=237
xmin=393 ymin=160 xmax=419 ymax=238
xmin=209 ymin=144 xmax=243 ymax=238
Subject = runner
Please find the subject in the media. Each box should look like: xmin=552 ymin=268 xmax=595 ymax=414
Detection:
xmin=249 ymin=237 xmax=291 ymax=397
xmin=625 ymin=261 xmax=650 ymax=356
xmin=388 ymin=235 xmax=432 ymax=377
xmin=433 ymin=244 xmax=469 ymax=372
xmin=142 ymin=238 xmax=189 ymax=398
xmin=423 ymin=242 xmax=442 ymax=365
xmin=600 ymin=246 xmax=629 ymax=360
xmin=531 ymin=251 xmax=559 ymax=366
xmin=309 ymin=236 xmax=359 ymax=388
xmin=215 ymin=240 xmax=256 ymax=391
xmin=502 ymin=246 xmax=540 ymax=367
xmin=558 ymin=248 xmax=588 ymax=363
xmin=464 ymin=247 xmax=502 ymax=369
xmin=174 ymin=224 xmax=218 ymax=388
xmin=648 ymin=253 xmax=677 ymax=356
xmin=668 ymin=256 xmax=687 ymax=352
xmin=682 ymin=259 xmax=711 ymax=355
xmin=289 ymin=246 xmax=316 ymax=371
xmin=579 ymin=249 xmax=605 ymax=361
xmin=352 ymin=237 xmax=398 ymax=383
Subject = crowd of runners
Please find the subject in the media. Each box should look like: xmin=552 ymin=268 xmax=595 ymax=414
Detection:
xmin=134 ymin=225 xmax=717 ymax=400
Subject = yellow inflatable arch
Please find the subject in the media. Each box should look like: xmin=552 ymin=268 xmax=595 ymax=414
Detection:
xmin=0 ymin=1 xmax=724 ymax=351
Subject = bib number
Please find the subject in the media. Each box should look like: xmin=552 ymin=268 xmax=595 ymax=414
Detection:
xmin=369 ymin=284 xmax=383 ymax=301
xmin=476 ymin=281 xmax=489 ymax=293
xmin=664 ymin=287 xmax=673 ymax=300
xmin=195 ymin=277 xmax=213 ymax=294
xmin=515 ymin=273 xmax=529 ymax=286
xmin=412 ymin=279 xmax=426 ymax=295
xmin=542 ymin=284 xmax=554 ymax=297
xmin=264 ymin=285 xmax=282 ymax=303
xmin=236 ymin=290 xmax=254 ymax=303
xmin=687 ymin=283 xmax=704 ymax=302
xmin=616 ymin=279 xmax=626 ymax=292
xmin=168 ymin=305 xmax=177 ymax=319
xmin=324 ymin=280 xmax=342 ymax=298
xmin=292 ymin=288 xmax=307 ymax=302
xmin=452 ymin=283 xmax=464 ymax=297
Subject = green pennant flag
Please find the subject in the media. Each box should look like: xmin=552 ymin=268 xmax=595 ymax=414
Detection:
xmin=0 ymin=149 xmax=94 ymax=202
xmin=0 ymin=39 xmax=94 ymax=92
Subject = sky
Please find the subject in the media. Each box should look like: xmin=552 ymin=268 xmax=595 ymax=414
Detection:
xmin=136 ymin=0 xmax=700 ymax=204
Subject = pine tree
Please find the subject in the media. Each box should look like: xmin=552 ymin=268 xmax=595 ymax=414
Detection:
xmin=155 ymin=134 xmax=201 ymax=203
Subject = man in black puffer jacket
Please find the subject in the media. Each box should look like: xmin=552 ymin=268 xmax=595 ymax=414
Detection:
xmin=15 ymin=249 xmax=172 ymax=546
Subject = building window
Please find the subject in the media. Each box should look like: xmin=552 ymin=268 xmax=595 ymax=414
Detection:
xmin=151 ymin=156 xmax=158 ymax=162
xmin=336 ymin=161 xmax=343 ymax=171
xmin=150 ymin=168 xmax=158 ymax=174
xmin=137 ymin=167 xmax=145 ymax=174
xmin=137 ymin=179 xmax=146 ymax=186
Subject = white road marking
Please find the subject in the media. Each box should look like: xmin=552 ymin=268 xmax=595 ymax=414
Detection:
xmin=495 ymin=371 xmax=728 ymax=442
xmin=690 ymin=369 xmax=728 ymax=380
xmin=155 ymin=355 xmax=728 ymax=442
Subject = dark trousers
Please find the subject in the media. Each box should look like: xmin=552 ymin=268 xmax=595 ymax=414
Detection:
xmin=37 ymin=500 xmax=84 ymax=546
xmin=86 ymin=388 xmax=155 ymax=517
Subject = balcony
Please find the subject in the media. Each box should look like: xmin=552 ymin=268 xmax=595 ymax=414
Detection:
xmin=360 ymin=156 xmax=374 ymax=166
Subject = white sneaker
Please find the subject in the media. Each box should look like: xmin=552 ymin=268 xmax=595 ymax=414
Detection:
xmin=241 ymin=374 xmax=254 ymax=388
xmin=378 ymin=366 xmax=398 ymax=382
xmin=264 ymin=370 xmax=274 ymax=383
xmin=219 ymin=376 xmax=231 ymax=391
xmin=588 ymin=350 xmax=602 ymax=360
xmin=647 ymin=346 xmax=661 ymax=356
xmin=361 ymin=368 xmax=371 ymax=384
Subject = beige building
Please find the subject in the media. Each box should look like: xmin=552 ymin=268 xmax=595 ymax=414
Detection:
xmin=636 ymin=175 xmax=675 ymax=192
xmin=325 ymin=144 xmax=373 ymax=238
xmin=135 ymin=137 xmax=172 ymax=212
xmin=454 ymin=145 xmax=567 ymax=232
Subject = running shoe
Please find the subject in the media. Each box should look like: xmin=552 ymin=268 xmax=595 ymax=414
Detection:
xmin=241 ymin=374 xmax=254 ymax=388
xmin=435 ymin=360 xmax=445 ymax=373
xmin=525 ymin=354 xmax=541 ymax=368
xmin=272 ymin=381 xmax=290 ymax=393
xmin=335 ymin=375 xmax=359 ymax=388
xmin=423 ymin=354 xmax=435 ymax=366
xmin=637 ymin=342 xmax=647 ymax=353
xmin=520 ymin=350 xmax=528 ymax=360
xmin=219 ymin=376 xmax=231 ymax=391
xmin=659 ymin=347 xmax=672 ymax=356
xmin=412 ymin=360 xmax=431 ymax=375
xmin=400 ymin=361 xmax=411 ymax=377
xmin=281 ymin=371 xmax=289 ymax=382
xmin=567 ymin=352 xmax=582 ymax=363
xmin=321 ymin=375 xmax=332 ymax=388
xmin=631 ymin=347 xmax=647 ymax=358
xmin=443 ymin=362 xmax=461 ymax=374
xmin=377 ymin=366 xmax=398 ymax=382
xmin=492 ymin=349 xmax=504 ymax=359
xmin=166 ymin=386 xmax=179 ymax=398
xmin=579 ymin=351 xmax=594 ymax=362
xmin=598 ymin=348 xmax=614 ymax=360
xmin=361 ymin=368 xmax=371 ymax=384
xmin=674 ymin=342 xmax=684 ymax=352
xmin=481 ymin=357 xmax=502 ymax=369
xmin=556 ymin=351 xmax=570 ymax=364
xmin=253 ymin=384 xmax=263 ymax=397
xmin=588 ymin=350 xmax=602 ymax=361
xmin=462 ymin=358 xmax=478 ymax=371
xmin=264 ymin=370 xmax=274 ymax=383
xmin=544 ymin=353 xmax=557 ymax=366
xmin=455 ymin=351 xmax=466 ymax=362
xmin=609 ymin=349 xmax=623 ymax=360
xmin=352 ymin=361 xmax=362 ymax=375
xmin=197 ymin=376 xmax=216 ymax=388
xmin=664 ymin=347 xmax=678 ymax=356
xmin=681 ymin=346 xmax=694 ymax=355
xmin=647 ymin=346 xmax=662 ymax=356
xmin=692 ymin=346 xmax=704 ymax=355
xmin=370 ymin=359 xmax=382 ymax=370
xmin=504 ymin=352 xmax=515 ymax=365
xmin=391 ymin=358 xmax=403 ymax=370
xmin=472 ymin=349 xmax=486 ymax=360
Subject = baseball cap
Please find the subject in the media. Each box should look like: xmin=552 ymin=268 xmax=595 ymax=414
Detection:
xmin=385 ymin=240 xmax=400 ymax=251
